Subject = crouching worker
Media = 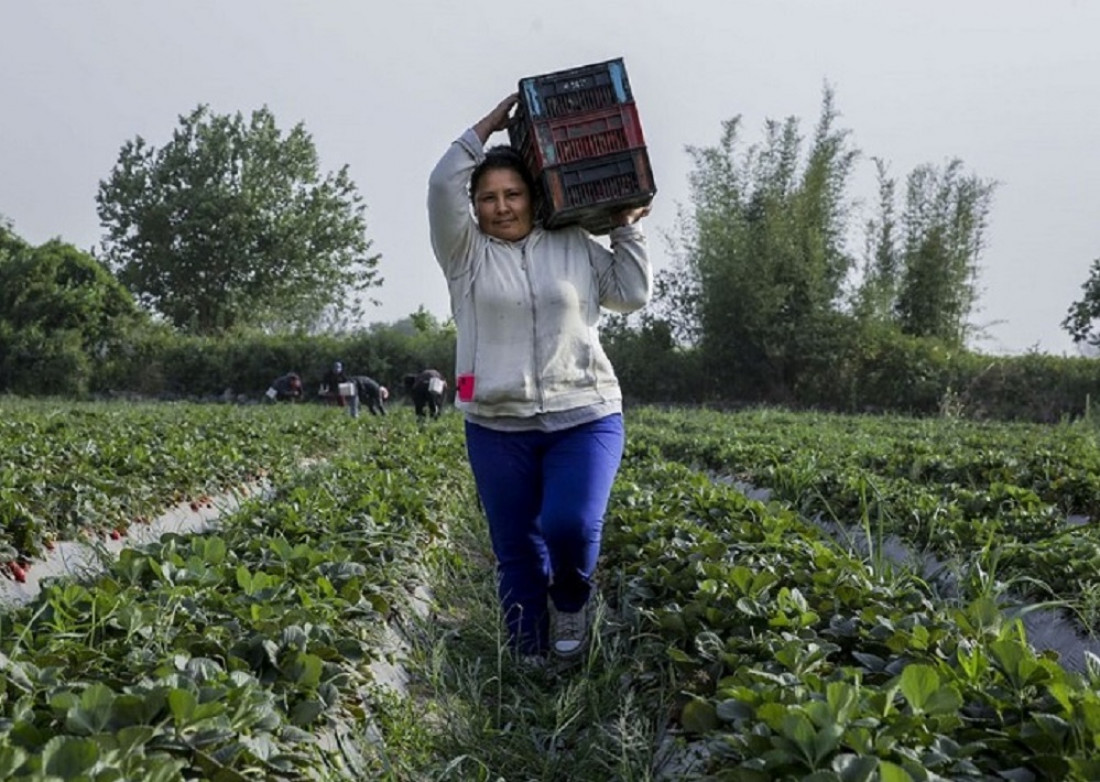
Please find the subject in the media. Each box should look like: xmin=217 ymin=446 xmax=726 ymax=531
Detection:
xmin=351 ymin=375 xmax=388 ymax=416
xmin=264 ymin=372 xmax=302 ymax=403
xmin=320 ymin=361 xmax=351 ymax=408
xmin=404 ymin=369 xmax=446 ymax=420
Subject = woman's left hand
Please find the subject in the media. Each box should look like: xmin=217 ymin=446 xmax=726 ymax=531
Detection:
xmin=612 ymin=204 xmax=652 ymax=227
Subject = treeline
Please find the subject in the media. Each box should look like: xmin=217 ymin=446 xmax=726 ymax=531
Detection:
xmin=605 ymin=321 xmax=1100 ymax=422
xmin=0 ymin=217 xmax=451 ymax=399
xmin=4 ymin=93 xmax=1100 ymax=420
xmin=0 ymin=214 xmax=1095 ymax=419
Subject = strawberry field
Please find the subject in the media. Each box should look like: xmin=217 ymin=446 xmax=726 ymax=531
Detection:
xmin=2 ymin=400 xmax=1100 ymax=780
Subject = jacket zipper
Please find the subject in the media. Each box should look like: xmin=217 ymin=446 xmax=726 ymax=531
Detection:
xmin=520 ymin=242 xmax=544 ymax=412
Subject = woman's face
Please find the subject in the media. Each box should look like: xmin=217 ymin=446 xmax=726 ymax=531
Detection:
xmin=474 ymin=168 xmax=534 ymax=242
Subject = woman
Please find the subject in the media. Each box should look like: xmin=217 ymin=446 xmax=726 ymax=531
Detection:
xmin=427 ymin=93 xmax=651 ymax=660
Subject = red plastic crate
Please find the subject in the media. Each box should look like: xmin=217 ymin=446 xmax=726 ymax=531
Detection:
xmin=509 ymin=102 xmax=647 ymax=177
xmin=535 ymin=148 xmax=656 ymax=235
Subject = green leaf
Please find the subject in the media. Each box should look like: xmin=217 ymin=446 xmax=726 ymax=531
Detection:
xmin=111 ymin=693 xmax=159 ymax=727
xmin=143 ymin=758 xmax=190 ymax=782
xmin=269 ymin=537 xmax=293 ymax=561
xmin=832 ymin=754 xmax=877 ymax=782
xmin=65 ymin=683 xmax=117 ymax=735
xmin=680 ymin=699 xmax=719 ymax=734
xmin=293 ymin=653 xmax=324 ymax=688
xmin=780 ymin=712 xmax=817 ymax=764
xmin=185 ymin=657 xmax=224 ymax=683
xmin=290 ymin=698 xmax=326 ymax=727
xmin=236 ymin=565 xmax=253 ymax=593
xmin=42 ymin=736 xmax=99 ymax=777
xmin=899 ymin=664 xmax=939 ymax=713
xmin=964 ymin=596 xmax=1001 ymax=631
xmin=114 ymin=725 xmax=155 ymax=755
xmin=716 ymin=699 xmax=753 ymax=722
xmin=168 ymin=688 xmax=197 ymax=726
xmin=203 ymin=536 xmax=228 ymax=565
xmin=826 ymin=681 xmax=860 ymax=724
xmin=851 ymin=652 xmax=887 ymax=672
xmin=923 ymin=684 xmax=963 ymax=715
xmin=667 ymin=648 xmax=694 ymax=663
xmin=316 ymin=575 xmax=336 ymax=598
xmin=0 ymin=747 xmax=28 ymax=779
xmin=729 ymin=565 xmax=753 ymax=594
xmin=956 ymin=644 xmax=987 ymax=682
xmin=877 ymin=760 xmax=915 ymax=782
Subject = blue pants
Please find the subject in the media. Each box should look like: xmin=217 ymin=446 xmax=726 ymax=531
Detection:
xmin=465 ymin=414 xmax=625 ymax=655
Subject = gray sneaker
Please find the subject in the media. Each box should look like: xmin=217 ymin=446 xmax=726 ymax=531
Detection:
xmin=516 ymin=653 xmax=548 ymax=672
xmin=551 ymin=605 xmax=589 ymax=659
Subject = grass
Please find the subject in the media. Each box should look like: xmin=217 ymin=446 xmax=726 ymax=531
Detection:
xmin=372 ymin=485 xmax=687 ymax=781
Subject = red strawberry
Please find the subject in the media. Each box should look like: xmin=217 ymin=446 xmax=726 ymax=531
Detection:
xmin=110 ymin=529 xmax=122 ymax=541
xmin=9 ymin=562 xmax=26 ymax=583
xmin=189 ymin=501 xmax=200 ymax=512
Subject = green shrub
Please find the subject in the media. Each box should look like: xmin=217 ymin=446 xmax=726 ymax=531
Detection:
xmin=0 ymin=325 xmax=91 ymax=396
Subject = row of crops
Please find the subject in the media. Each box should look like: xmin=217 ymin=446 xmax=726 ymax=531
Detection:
xmin=2 ymin=400 xmax=1100 ymax=779
xmin=624 ymin=408 xmax=1100 ymax=638
xmin=0 ymin=401 xmax=476 ymax=779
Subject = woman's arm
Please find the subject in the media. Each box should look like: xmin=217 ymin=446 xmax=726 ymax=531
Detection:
xmin=427 ymin=131 xmax=481 ymax=273
xmin=427 ymin=95 xmax=518 ymax=274
xmin=473 ymin=94 xmax=517 ymax=145
xmin=588 ymin=206 xmax=653 ymax=313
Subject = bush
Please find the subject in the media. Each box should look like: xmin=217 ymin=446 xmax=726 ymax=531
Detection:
xmin=604 ymin=319 xmax=711 ymax=403
xmin=0 ymin=325 xmax=91 ymax=396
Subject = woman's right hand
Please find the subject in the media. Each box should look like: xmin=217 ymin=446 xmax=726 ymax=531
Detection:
xmin=474 ymin=94 xmax=518 ymax=143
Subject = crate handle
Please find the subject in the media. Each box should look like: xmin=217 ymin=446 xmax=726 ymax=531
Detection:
xmin=609 ymin=61 xmax=629 ymax=103
xmin=522 ymin=82 xmax=543 ymax=119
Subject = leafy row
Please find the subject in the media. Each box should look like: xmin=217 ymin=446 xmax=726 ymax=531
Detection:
xmin=0 ymin=401 xmax=350 ymax=561
xmin=627 ymin=408 xmax=1100 ymax=631
xmin=0 ymin=409 xmax=469 ymax=780
xmin=605 ymin=452 xmax=1100 ymax=780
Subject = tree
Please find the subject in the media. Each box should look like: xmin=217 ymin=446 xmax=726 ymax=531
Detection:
xmin=856 ymin=160 xmax=995 ymax=347
xmin=852 ymin=158 xmax=899 ymax=322
xmin=0 ymin=214 xmax=27 ymax=263
xmin=0 ymin=233 xmax=144 ymax=394
xmin=97 ymin=104 xmax=381 ymax=334
xmin=674 ymin=87 xmax=859 ymax=397
xmin=893 ymin=161 xmax=995 ymax=345
xmin=1062 ymin=257 xmax=1100 ymax=345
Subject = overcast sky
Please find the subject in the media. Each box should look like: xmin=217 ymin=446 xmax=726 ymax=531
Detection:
xmin=3 ymin=1 xmax=1098 ymax=355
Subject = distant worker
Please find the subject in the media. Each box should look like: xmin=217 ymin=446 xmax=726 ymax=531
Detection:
xmin=264 ymin=372 xmax=302 ymax=403
xmin=404 ymin=369 xmax=446 ymax=420
xmin=350 ymin=375 xmax=388 ymax=417
xmin=320 ymin=361 xmax=352 ymax=408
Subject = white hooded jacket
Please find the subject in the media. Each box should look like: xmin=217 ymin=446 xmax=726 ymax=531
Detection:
xmin=427 ymin=128 xmax=652 ymax=418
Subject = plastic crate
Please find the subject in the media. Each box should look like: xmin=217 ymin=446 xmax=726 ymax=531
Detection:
xmin=509 ymin=102 xmax=647 ymax=177
xmin=535 ymin=148 xmax=656 ymax=235
xmin=517 ymin=58 xmax=633 ymax=119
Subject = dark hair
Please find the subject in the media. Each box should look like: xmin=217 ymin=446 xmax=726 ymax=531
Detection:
xmin=469 ymin=145 xmax=538 ymax=206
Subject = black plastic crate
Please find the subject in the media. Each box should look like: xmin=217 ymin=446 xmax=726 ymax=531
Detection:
xmin=535 ymin=148 xmax=656 ymax=235
xmin=517 ymin=58 xmax=633 ymax=120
